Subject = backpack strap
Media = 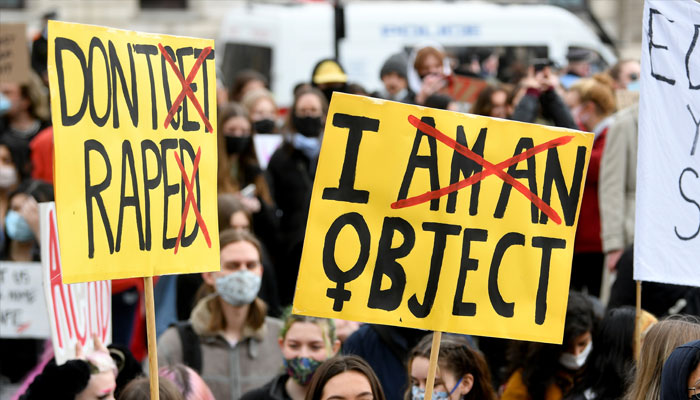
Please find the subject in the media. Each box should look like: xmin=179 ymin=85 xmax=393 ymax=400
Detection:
xmin=173 ymin=321 xmax=202 ymax=373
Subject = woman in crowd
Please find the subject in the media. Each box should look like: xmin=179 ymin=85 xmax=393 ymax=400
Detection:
xmin=230 ymin=69 xmax=269 ymax=103
xmin=241 ymin=310 xmax=340 ymax=400
xmin=470 ymin=84 xmax=512 ymax=119
xmin=159 ymin=364 xmax=215 ymax=400
xmin=158 ymin=229 xmax=283 ymax=399
xmin=567 ymin=74 xmax=616 ymax=298
xmin=406 ymin=334 xmax=497 ymax=400
xmin=501 ymin=291 xmax=595 ymax=400
xmin=624 ymin=316 xmax=700 ymax=400
xmin=660 ymin=339 xmax=700 ymax=399
xmin=267 ymin=86 xmax=328 ymax=306
xmin=305 ymin=355 xmax=386 ymax=400
xmin=217 ymin=102 xmax=278 ymax=253
xmin=569 ymin=306 xmax=656 ymax=400
xmin=242 ymin=88 xmax=279 ymax=134
xmin=407 ymin=44 xmax=452 ymax=105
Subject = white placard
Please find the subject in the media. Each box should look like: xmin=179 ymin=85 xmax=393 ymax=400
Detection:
xmin=254 ymin=134 xmax=284 ymax=169
xmin=40 ymin=202 xmax=112 ymax=365
xmin=0 ymin=262 xmax=50 ymax=339
xmin=635 ymin=0 xmax=700 ymax=287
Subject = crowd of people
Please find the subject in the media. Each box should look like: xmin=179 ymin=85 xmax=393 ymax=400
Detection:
xmin=1 ymin=19 xmax=700 ymax=400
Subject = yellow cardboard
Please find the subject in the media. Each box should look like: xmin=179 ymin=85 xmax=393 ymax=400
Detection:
xmin=293 ymin=93 xmax=593 ymax=344
xmin=47 ymin=21 xmax=219 ymax=283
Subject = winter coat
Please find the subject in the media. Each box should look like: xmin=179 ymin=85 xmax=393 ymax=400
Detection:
xmin=157 ymin=295 xmax=283 ymax=400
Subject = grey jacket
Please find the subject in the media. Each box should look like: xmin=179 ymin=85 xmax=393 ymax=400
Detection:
xmin=599 ymin=103 xmax=638 ymax=252
xmin=158 ymin=295 xmax=283 ymax=400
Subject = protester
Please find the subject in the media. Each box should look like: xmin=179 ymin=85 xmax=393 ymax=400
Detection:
xmin=406 ymin=333 xmax=497 ymax=400
xmin=20 ymin=337 xmax=118 ymax=400
xmin=407 ymin=44 xmax=452 ymax=105
xmin=159 ymin=364 xmax=215 ymax=400
xmin=242 ymin=88 xmax=279 ymax=134
xmin=501 ymin=291 xmax=596 ymax=400
xmin=267 ymin=86 xmax=328 ymax=306
xmin=424 ymin=93 xmax=458 ymax=111
xmin=568 ymin=74 xmax=616 ymax=297
xmin=559 ymin=49 xmax=594 ymax=89
xmin=624 ymin=316 xmax=700 ymax=400
xmin=470 ymin=84 xmax=512 ymax=118
xmin=607 ymin=59 xmax=640 ymax=91
xmin=660 ymin=339 xmax=700 ymax=400
xmin=305 ymin=355 xmax=386 ymax=400
xmin=118 ymin=377 xmax=184 ymax=400
xmin=343 ymin=324 xmax=427 ymax=400
xmin=230 ymin=69 xmax=269 ymax=103
xmin=311 ymin=59 xmax=349 ymax=103
xmin=569 ymin=306 xmax=656 ymax=400
xmin=241 ymin=310 xmax=340 ymax=400
xmin=509 ymin=64 xmax=577 ymax=129
xmin=376 ymin=53 xmax=413 ymax=103
xmin=158 ymin=229 xmax=283 ymax=399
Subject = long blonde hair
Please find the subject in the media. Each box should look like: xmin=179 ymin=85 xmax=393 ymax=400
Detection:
xmin=624 ymin=316 xmax=700 ymax=400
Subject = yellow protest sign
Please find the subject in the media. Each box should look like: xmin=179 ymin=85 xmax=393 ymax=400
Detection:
xmin=293 ymin=93 xmax=593 ymax=344
xmin=47 ymin=21 xmax=219 ymax=283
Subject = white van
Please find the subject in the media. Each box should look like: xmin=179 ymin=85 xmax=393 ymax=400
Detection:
xmin=218 ymin=1 xmax=616 ymax=106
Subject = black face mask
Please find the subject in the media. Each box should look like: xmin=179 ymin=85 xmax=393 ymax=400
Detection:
xmin=225 ymin=136 xmax=251 ymax=155
xmin=293 ymin=115 xmax=322 ymax=137
xmin=252 ymin=119 xmax=275 ymax=134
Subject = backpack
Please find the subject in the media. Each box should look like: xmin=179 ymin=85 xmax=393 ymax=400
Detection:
xmin=173 ymin=321 xmax=202 ymax=373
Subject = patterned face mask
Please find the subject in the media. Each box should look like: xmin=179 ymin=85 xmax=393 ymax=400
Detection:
xmin=282 ymin=356 xmax=323 ymax=385
xmin=411 ymin=377 xmax=463 ymax=400
xmin=215 ymin=269 xmax=261 ymax=306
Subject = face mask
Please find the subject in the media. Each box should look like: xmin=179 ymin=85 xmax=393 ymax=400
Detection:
xmin=5 ymin=210 xmax=35 ymax=242
xmin=225 ymin=136 xmax=251 ymax=155
xmin=559 ymin=340 xmax=593 ymax=370
xmin=215 ymin=269 xmax=261 ymax=306
xmin=252 ymin=118 xmax=275 ymax=134
xmin=293 ymin=115 xmax=322 ymax=137
xmin=411 ymin=377 xmax=463 ymax=400
xmin=0 ymin=165 xmax=18 ymax=189
xmin=626 ymin=80 xmax=640 ymax=92
xmin=0 ymin=93 xmax=10 ymax=116
xmin=283 ymin=356 xmax=323 ymax=385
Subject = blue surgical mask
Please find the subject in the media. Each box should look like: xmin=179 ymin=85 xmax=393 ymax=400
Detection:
xmin=626 ymin=80 xmax=640 ymax=92
xmin=5 ymin=210 xmax=35 ymax=242
xmin=411 ymin=377 xmax=463 ymax=400
xmin=0 ymin=93 xmax=10 ymax=116
xmin=290 ymin=133 xmax=322 ymax=160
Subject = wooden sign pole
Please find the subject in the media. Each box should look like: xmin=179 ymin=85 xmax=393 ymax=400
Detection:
xmin=424 ymin=331 xmax=442 ymax=400
xmin=634 ymin=280 xmax=642 ymax=361
xmin=144 ymin=276 xmax=160 ymax=400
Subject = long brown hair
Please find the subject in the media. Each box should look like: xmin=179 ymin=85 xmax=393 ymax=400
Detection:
xmin=118 ymin=376 xmax=184 ymax=400
xmin=203 ymin=230 xmax=267 ymax=333
xmin=405 ymin=334 xmax=497 ymax=400
xmin=305 ymin=355 xmax=386 ymax=400
xmin=624 ymin=316 xmax=700 ymax=400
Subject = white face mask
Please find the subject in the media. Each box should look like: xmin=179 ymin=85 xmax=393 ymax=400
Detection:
xmin=559 ymin=340 xmax=593 ymax=370
xmin=0 ymin=165 xmax=18 ymax=189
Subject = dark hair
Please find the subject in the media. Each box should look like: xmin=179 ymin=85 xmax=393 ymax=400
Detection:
xmin=576 ymin=306 xmax=636 ymax=399
xmin=424 ymin=93 xmax=454 ymax=110
xmin=305 ymin=355 xmax=386 ymax=400
xmin=507 ymin=291 xmax=595 ymax=399
xmin=0 ymin=137 xmax=32 ymax=181
xmin=217 ymin=193 xmax=251 ymax=231
xmin=118 ymin=376 xmax=184 ymax=400
xmin=286 ymin=86 xmax=329 ymax=132
xmin=406 ymin=334 xmax=497 ymax=400
xmin=470 ymin=84 xmax=510 ymax=117
xmin=229 ymin=69 xmax=268 ymax=102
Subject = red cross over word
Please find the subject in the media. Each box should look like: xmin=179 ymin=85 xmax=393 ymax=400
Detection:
xmin=173 ymin=147 xmax=212 ymax=254
xmin=158 ymin=43 xmax=213 ymax=133
xmin=391 ymin=115 xmax=575 ymax=225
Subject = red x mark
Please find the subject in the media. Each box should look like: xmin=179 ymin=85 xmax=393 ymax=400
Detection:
xmin=158 ymin=43 xmax=213 ymax=133
xmin=391 ymin=115 xmax=575 ymax=225
xmin=173 ymin=147 xmax=212 ymax=254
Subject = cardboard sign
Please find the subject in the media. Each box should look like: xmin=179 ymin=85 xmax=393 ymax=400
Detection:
xmin=293 ymin=93 xmax=592 ymax=344
xmin=0 ymin=262 xmax=50 ymax=339
xmin=40 ymin=202 xmax=112 ymax=365
xmin=635 ymin=0 xmax=700 ymax=287
xmin=0 ymin=23 xmax=31 ymax=84
xmin=446 ymin=74 xmax=488 ymax=105
xmin=47 ymin=21 xmax=220 ymax=283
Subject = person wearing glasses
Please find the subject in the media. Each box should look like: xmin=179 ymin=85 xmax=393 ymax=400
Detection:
xmin=660 ymin=339 xmax=700 ymax=400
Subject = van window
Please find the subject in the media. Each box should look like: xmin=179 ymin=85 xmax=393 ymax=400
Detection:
xmin=221 ymin=42 xmax=272 ymax=92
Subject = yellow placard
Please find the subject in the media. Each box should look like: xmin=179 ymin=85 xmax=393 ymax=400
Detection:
xmin=47 ymin=21 xmax=219 ymax=283
xmin=293 ymin=93 xmax=593 ymax=344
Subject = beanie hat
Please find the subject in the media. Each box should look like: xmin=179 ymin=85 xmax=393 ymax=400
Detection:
xmin=380 ymin=53 xmax=408 ymax=79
